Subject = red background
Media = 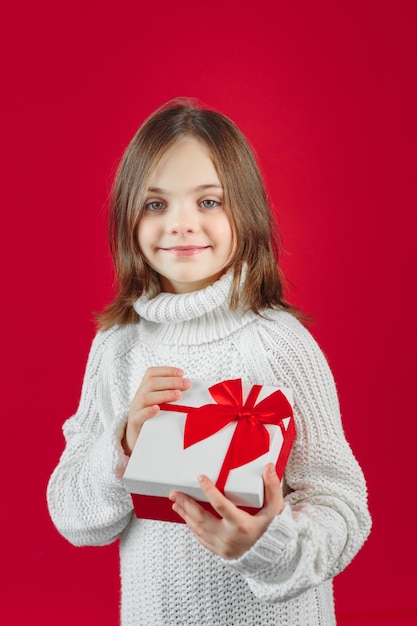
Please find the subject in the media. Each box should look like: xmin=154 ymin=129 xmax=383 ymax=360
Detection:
xmin=1 ymin=1 xmax=416 ymax=624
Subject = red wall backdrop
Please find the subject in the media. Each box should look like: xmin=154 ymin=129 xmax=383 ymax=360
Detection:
xmin=1 ymin=1 xmax=416 ymax=624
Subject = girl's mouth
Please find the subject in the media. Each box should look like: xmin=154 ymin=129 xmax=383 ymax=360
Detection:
xmin=161 ymin=246 xmax=210 ymax=257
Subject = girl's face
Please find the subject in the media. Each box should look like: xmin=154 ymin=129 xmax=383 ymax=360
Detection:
xmin=137 ymin=137 xmax=234 ymax=294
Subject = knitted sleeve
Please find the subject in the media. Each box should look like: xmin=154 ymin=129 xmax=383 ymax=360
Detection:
xmin=226 ymin=313 xmax=372 ymax=602
xmin=46 ymin=328 xmax=133 ymax=547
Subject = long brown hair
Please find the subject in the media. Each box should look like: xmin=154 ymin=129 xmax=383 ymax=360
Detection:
xmin=98 ymin=98 xmax=299 ymax=329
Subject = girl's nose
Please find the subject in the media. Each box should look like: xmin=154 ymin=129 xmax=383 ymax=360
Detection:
xmin=166 ymin=206 xmax=199 ymax=235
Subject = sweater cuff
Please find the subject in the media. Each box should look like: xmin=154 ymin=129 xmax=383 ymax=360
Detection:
xmin=226 ymin=504 xmax=296 ymax=577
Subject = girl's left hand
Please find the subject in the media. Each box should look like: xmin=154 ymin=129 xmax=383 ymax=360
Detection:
xmin=168 ymin=463 xmax=284 ymax=560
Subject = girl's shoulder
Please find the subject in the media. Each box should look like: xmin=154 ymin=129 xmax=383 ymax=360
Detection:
xmin=254 ymin=308 xmax=333 ymax=372
xmin=87 ymin=323 xmax=139 ymax=367
xmin=258 ymin=308 xmax=319 ymax=348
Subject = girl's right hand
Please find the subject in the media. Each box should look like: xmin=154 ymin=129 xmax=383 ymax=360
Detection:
xmin=122 ymin=366 xmax=190 ymax=456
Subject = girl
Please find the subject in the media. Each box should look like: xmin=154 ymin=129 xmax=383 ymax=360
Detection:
xmin=47 ymin=99 xmax=371 ymax=625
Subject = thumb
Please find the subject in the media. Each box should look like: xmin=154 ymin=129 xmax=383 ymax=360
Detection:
xmin=262 ymin=463 xmax=284 ymax=516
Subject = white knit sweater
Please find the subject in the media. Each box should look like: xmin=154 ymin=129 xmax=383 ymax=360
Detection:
xmin=47 ymin=272 xmax=371 ymax=626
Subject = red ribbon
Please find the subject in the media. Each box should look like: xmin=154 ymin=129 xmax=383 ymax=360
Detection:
xmin=159 ymin=378 xmax=293 ymax=494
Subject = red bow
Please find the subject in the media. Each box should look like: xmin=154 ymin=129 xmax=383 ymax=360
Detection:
xmin=160 ymin=378 xmax=293 ymax=494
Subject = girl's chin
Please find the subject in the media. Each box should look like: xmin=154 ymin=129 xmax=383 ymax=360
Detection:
xmin=160 ymin=271 xmax=226 ymax=294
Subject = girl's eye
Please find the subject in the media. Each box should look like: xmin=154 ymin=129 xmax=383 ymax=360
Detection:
xmin=200 ymin=199 xmax=220 ymax=209
xmin=145 ymin=201 xmax=165 ymax=212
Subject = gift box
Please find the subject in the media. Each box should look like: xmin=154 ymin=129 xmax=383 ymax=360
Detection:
xmin=123 ymin=378 xmax=295 ymax=523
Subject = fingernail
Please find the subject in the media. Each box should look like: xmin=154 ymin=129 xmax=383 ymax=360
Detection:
xmin=176 ymin=369 xmax=184 ymax=376
xmin=168 ymin=492 xmax=176 ymax=502
xmin=198 ymin=475 xmax=206 ymax=485
xmin=181 ymin=378 xmax=190 ymax=389
xmin=173 ymin=390 xmax=181 ymax=399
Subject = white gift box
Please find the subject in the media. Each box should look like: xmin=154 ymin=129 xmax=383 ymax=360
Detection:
xmin=123 ymin=378 xmax=295 ymax=519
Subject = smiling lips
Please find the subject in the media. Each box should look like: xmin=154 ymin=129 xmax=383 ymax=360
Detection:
xmin=160 ymin=246 xmax=210 ymax=257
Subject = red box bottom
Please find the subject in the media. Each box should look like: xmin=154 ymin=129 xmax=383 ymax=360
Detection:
xmin=131 ymin=493 xmax=262 ymax=523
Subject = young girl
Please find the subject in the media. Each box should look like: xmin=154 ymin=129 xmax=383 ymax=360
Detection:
xmin=47 ymin=99 xmax=371 ymax=625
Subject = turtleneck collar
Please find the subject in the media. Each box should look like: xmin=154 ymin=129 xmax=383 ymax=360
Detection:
xmin=133 ymin=271 xmax=233 ymax=324
xmin=132 ymin=270 xmax=257 ymax=345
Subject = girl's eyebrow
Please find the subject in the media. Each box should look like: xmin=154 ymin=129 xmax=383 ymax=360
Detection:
xmin=147 ymin=184 xmax=223 ymax=194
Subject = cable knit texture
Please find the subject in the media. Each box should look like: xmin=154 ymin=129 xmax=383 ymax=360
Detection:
xmin=47 ymin=271 xmax=371 ymax=625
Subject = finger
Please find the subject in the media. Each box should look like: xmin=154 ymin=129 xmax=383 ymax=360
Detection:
xmin=139 ymin=387 xmax=183 ymax=409
xmin=123 ymin=403 xmax=161 ymax=453
xmin=260 ymin=463 xmax=284 ymax=516
xmin=168 ymin=491 xmax=216 ymax=528
xmin=128 ymin=389 xmax=181 ymax=435
xmin=196 ymin=475 xmax=243 ymax=522
xmin=131 ymin=377 xmax=190 ymax=413
xmin=141 ymin=375 xmax=190 ymax=394
xmin=169 ymin=490 xmax=206 ymax=517
xmin=170 ymin=491 xmax=222 ymax=552
xmin=145 ymin=366 xmax=185 ymax=379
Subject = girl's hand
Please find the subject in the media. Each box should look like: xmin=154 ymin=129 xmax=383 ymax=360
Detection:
xmin=122 ymin=366 xmax=190 ymax=455
xmin=169 ymin=463 xmax=284 ymax=559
